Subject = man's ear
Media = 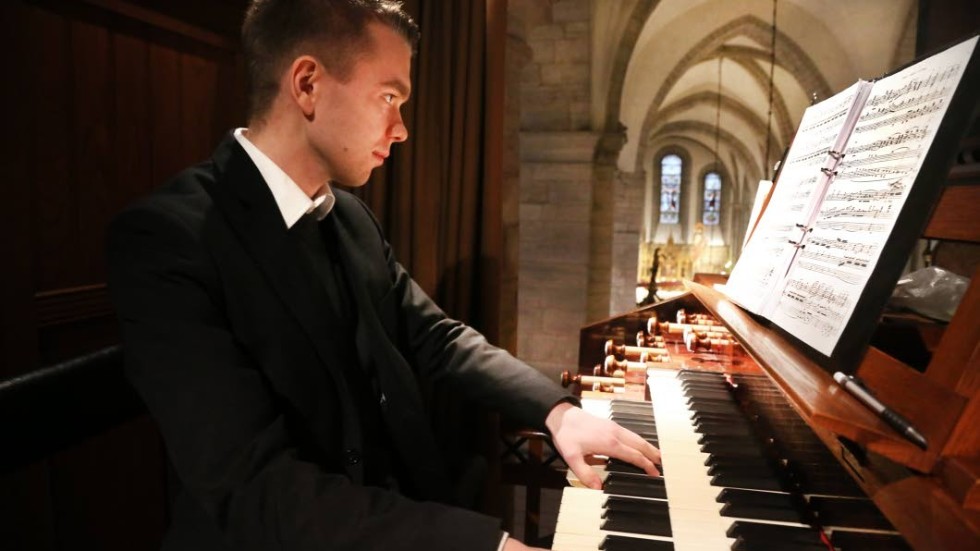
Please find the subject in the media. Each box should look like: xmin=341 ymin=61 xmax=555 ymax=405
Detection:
xmin=288 ymin=56 xmax=321 ymax=119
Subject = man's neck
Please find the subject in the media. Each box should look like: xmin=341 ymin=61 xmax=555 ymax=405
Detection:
xmin=245 ymin=122 xmax=328 ymax=200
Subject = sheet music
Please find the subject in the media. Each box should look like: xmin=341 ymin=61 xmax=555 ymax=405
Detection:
xmin=742 ymin=179 xmax=773 ymax=249
xmin=769 ymin=36 xmax=978 ymax=355
xmin=724 ymin=82 xmax=868 ymax=314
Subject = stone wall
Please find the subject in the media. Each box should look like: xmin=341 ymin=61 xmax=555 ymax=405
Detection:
xmin=518 ymin=0 xmax=596 ymax=381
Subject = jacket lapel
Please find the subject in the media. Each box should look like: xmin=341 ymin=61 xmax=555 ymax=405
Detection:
xmin=330 ymin=212 xmax=453 ymax=502
xmin=203 ymin=136 xmax=365 ymax=481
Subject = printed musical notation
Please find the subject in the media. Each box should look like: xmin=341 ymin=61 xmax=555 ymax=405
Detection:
xmin=853 ymin=100 xmax=944 ymax=133
xmin=861 ymin=87 xmax=949 ymax=121
xmin=818 ymin=203 xmax=892 ymax=221
xmin=846 ymin=126 xmax=927 ymax=155
xmin=862 ymin=64 xmax=960 ymax=108
xmin=780 ymin=278 xmax=848 ymax=337
xmin=728 ymin=36 xmax=977 ymax=358
xmin=779 ymin=302 xmax=839 ymax=338
xmin=813 ymin=220 xmax=888 ymax=233
xmin=806 ymin=236 xmax=879 ymax=256
xmin=823 ymin=181 xmax=905 ymax=203
xmin=795 ymin=259 xmax=863 ymax=285
xmin=784 ymin=279 xmax=849 ymax=309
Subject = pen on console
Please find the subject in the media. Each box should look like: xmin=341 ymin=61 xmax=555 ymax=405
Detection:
xmin=833 ymin=372 xmax=928 ymax=450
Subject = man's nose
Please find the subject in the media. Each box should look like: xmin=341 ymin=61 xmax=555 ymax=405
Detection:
xmin=389 ymin=111 xmax=408 ymax=142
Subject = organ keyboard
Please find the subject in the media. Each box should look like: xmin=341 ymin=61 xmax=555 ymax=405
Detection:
xmin=553 ymin=274 xmax=980 ymax=550
xmin=555 ymin=369 xmax=908 ymax=550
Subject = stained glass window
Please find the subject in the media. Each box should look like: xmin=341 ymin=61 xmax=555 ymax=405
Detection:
xmin=703 ymin=171 xmax=721 ymax=226
xmin=659 ymin=154 xmax=682 ymax=224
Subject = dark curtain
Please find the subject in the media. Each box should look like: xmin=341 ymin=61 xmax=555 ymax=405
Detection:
xmin=348 ymin=0 xmax=502 ymax=343
xmin=343 ymin=0 xmax=508 ymax=514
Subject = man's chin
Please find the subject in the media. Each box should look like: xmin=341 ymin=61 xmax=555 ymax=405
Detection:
xmin=331 ymin=172 xmax=373 ymax=188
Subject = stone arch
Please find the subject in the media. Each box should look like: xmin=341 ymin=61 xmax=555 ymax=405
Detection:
xmin=650 ymin=120 xmax=764 ymax=178
xmin=655 ymin=90 xmax=787 ymax=156
xmin=629 ymin=15 xmax=832 ymax=172
xmin=601 ymin=0 xmax=663 ymax=131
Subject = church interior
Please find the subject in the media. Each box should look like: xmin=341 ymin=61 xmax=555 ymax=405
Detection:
xmin=1 ymin=0 xmax=978 ymax=549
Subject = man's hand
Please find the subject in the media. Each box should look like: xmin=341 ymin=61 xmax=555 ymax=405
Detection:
xmin=503 ymin=537 xmax=547 ymax=551
xmin=546 ymin=402 xmax=661 ymax=490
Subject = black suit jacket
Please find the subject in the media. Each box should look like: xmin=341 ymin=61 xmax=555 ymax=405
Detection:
xmin=107 ymin=135 xmax=572 ymax=550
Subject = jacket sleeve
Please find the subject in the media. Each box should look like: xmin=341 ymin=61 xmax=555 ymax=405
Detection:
xmin=352 ymin=200 xmax=578 ymax=432
xmin=107 ymin=203 xmax=503 ymax=551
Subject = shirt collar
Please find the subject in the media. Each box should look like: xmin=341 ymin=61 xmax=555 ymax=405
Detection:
xmin=233 ymin=127 xmax=335 ymax=229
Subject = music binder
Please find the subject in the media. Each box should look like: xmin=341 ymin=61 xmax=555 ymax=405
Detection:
xmin=724 ymin=34 xmax=980 ymax=371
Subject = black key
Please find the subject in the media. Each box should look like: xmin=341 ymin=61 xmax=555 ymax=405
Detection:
xmin=686 ymin=402 xmax=742 ymax=415
xmin=830 ymin=529 xmax=912 ymax=551
xmin=599 ymin=534 xmax=674 ymax=551
xmin=716 ymin=488 xmax=805 ymax=523
xmin=611 ymin=401 xmax=654 ymax=414
xmin=710 ymin=472 xmax=784 ymax=492
xmin=704 ymin=456 xmax=773 ymax=470
xmin=603 ymin=495 xmax=669 ymax=517
xmin=810 ymin=497 xmax=894 ymax=530
xmin=726 ymin=521 xmax=824 ymax=545
xmin=604 ymin=473 xmax=667 ymax=500
xmin=701 ymin=442 xmax=767 ymax=457
xmin=694 ymin=420 xmax=755 ymax=434
xmin=607 ymin=459 xmax=662 ymax=476
xmin=706 ymin=463 xmax=775 ymax=477
xmin=602 ymin=510 xmax=672 ymax=537
xmin=731 ymin=537 xmax=829 ymax=551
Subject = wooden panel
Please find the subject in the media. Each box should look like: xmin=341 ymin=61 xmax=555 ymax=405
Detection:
xmin=876 ymin=476 xmax=980 ymax=551
xmin=112 ymin=30 xmax=152 ymax=222
xmin=0 ymin=463 xmax=56 ymax=551
xmin=857 ymin=348 xmax=967 ymax=468
xmin=72 ymin=17 xmax=115 ymax=284
xmin=35 ymin=285 xmax=113 ymax=328
xmin=687 ymin=282 xmax=948 ymax=472
xmin=148 ymin=43 xmax=183 ymax=189
xmin=927 ymin=264 xmax=980 ymax=395
xmin=49 ymin=416 xmax=167 ymax=550
xmin=944 ymin=389 xmax=980 ymax=459
xmin=0 ymin=1 xmax=40 ymax=378
xmin=179 ymin=53 xmax=219 ymax=163
xmin=923 ymin=185 xmax=980 ymax=242
xmin=1 ymin=1 xmax=247 ymax=548
xmin=33 ymin=8 xmax=79 ymax=293
xmin=940 ymin=457 xmax=980 ymax=511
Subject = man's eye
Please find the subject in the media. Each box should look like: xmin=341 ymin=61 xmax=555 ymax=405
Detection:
xmin=383 ymin=94 xmax=395 ymax=104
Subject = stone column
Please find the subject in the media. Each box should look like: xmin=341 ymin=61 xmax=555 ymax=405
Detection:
xmin=518 ymin=131 xmax=600 ymax=381
xmin=586 ymin=126 xmax=626 ymax=322
xmin=610 ymin=169 xmax=646 ymax=315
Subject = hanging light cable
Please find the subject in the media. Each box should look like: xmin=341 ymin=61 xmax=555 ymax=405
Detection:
xmin=714 ymin=55 xmax=722 ymax=170
xmin=763 ymin=0 xmax=778 ymax=179
xmin=710 ymin=54 xmax=723 ymax=247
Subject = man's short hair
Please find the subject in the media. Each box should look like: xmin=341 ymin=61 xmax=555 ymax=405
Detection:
xmin=242 ymin=0 xmax=419 ymax=123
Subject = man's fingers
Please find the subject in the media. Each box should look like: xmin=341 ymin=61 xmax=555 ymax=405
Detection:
xmin=611 ymin=441 xmax=661 ymax=477
xmin=614 ymin=428 xmax=662 ymax=476
xmin=566 ymin=454 xmax=602 ymax=490
xmin=618 ymin=426 xmax=662 ymax=462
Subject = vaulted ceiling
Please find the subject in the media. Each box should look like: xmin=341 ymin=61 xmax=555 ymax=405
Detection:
xmin=592 ymin=0 xmax=918 ymax=196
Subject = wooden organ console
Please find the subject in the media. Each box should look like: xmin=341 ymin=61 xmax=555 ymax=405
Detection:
xmin=551 ymin=147 xmax=980 ymax=550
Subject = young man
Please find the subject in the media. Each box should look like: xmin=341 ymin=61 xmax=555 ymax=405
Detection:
xmin=107 ymin=1 xmax=661 ymax=549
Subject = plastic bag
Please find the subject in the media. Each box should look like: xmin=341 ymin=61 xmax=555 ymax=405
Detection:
xmin=889 ymin=266 xmax=969 ymax=322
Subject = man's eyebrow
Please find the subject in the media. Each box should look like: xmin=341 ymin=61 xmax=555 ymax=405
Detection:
xmin=382 ymin=79 xmax=411 ymax=98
